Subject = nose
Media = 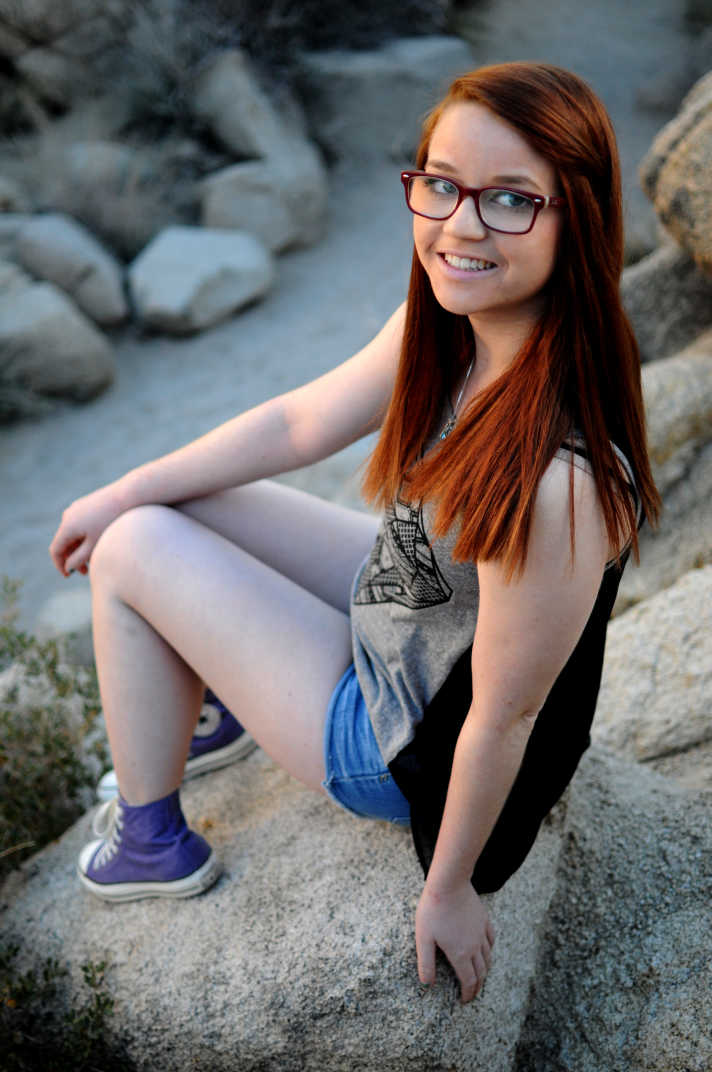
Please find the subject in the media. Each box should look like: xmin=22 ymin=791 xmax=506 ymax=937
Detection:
xmin=443 ymin=195 xmax=488 ymax=239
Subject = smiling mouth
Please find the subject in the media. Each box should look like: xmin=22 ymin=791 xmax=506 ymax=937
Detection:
xmin=441 ymin=253 xmax=497 ymax=272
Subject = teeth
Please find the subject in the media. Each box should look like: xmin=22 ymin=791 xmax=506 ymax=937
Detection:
xmin=443 ymin=254 xmax=496 ymax=271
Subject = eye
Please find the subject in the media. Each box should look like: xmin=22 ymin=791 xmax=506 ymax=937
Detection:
xmin=423 ymin=176 xmax=459 ymax=197
xmin=487 ymin=189 xmax=532 ymax=211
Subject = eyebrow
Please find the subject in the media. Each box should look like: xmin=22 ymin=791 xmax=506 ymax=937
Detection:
xmin=425 ymin=159 xmax=544 ymax=192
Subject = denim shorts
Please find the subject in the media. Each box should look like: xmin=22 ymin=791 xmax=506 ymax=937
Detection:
xmin=322 ymin=664 xmax=411 ymax=825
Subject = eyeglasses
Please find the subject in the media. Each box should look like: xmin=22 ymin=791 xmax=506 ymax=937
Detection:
xmin=400 ymin=171 xmax=565 ymax=235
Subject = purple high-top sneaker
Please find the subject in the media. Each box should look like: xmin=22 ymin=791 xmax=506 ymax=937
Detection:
xmin=96 ymin=689 xmax=257 ymax=802
xmin=78 ymin=790 xmax=221 ymax=902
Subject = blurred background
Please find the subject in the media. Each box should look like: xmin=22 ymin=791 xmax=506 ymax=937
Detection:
xmin=1 ymin=0 xmax=711 ymax=630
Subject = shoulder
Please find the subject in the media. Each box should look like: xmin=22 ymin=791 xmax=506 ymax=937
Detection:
xmin=525 ymin=451 xmax=608 ymax=570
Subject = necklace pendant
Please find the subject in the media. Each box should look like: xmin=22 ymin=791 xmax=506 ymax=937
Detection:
xmin=440 ymin=416 xmax=456 ymax=440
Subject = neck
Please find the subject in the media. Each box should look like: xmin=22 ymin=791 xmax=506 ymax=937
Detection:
xmin=466 ymin=305 xmax=543 ymax=393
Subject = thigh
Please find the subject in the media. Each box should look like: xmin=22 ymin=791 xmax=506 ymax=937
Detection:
xmin=93 ymin=505 xmax=356 ymax=793
xmin=176 ymin=481 xmax=379 ymax=613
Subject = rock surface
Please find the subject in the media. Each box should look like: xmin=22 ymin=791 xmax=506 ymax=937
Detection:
xmin=595 ymin=566 xmax=712 ymax=790
xmin=640 ymin=70 xmax=712 ymax=272
xmin=514 ymin=749 xmax=712 ymax=1072
xmin=16 ymin=212 xmax=128 ymax=326
xmin=201 ymin=142 xmax=328 ymax=253
xmin=615 ymin=333 xmax=712 ymax=612
xmin=128 ymin=226 xmax=274 ymax=334
xmin=297 ymin=35 xmax=475 ymax=161
xmin=0 ymin=280 xmax=114 ymax=418
xmin=1 ymin=745 xmax=709 ymax=1071
xmin=0 ymin=746 xmax=565 ymax=1072
xmin=195 ymin=49 xmax=329 ymax=252
xmin=191 ymin=49 xmax=291 ymax=161
xmin=620 ymin=243 xmax=712 ymax=363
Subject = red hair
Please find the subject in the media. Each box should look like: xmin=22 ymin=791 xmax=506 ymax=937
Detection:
xmin=362 ymin=62 xmax=660 ymax=574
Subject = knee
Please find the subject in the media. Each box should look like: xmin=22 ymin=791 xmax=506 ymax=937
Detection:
xmin=91 ymin=504 xmax=174 ymax=585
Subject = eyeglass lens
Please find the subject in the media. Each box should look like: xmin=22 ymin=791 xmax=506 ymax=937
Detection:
xmin=407 ymin=176 xmax=535 ymax=233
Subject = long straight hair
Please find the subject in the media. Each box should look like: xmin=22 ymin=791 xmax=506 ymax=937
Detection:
xmin=362 ymin=62 xmax=660 ymax=574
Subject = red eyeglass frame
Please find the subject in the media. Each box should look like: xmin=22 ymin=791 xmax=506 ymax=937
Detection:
xmin=400 ymin=170 xmax=566 ymax=235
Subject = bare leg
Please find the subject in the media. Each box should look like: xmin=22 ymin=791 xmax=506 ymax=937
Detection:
xmin=90 ymin=501 xmax=362 ymax=805
xmin=176 ymin=480 xmax=379 ymax=613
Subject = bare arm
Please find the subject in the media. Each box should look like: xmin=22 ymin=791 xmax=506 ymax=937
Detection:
xmin=49 ymin=304 xmax=405 ymax=575
xmin=415 ymin=457 xmax=609 ymax=1002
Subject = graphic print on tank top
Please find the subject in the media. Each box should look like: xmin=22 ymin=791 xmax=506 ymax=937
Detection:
xmin=353 ymin=500 xmax=452 ymax=610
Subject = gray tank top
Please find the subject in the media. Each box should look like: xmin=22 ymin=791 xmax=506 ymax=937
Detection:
xmin=350 ymin=442 xmax=635 ymax=766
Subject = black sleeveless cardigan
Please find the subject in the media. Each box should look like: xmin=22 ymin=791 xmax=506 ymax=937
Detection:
xmin=388 ymin=547 xmax=628 ymax=895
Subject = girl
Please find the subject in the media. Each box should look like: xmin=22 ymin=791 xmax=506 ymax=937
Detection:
xmin=49 ymin=62 xmax=659 ymax=1004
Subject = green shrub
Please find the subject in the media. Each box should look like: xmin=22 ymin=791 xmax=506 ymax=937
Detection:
xmin=0 ymin=944 xmax=131 ymax=1071
xmin=0 ymin=579 xmax=107 ymax=880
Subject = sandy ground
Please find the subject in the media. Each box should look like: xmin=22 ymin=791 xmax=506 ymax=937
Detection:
xmin=2 ymin=164 xmax=411 ymax=628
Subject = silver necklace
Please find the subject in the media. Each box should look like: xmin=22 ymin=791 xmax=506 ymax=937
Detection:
xmin=439 ymin=355 xmax=475 ymax=440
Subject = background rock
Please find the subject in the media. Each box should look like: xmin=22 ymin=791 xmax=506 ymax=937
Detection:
xmin=128 ymin=226 xmax=274 ymax=334
xmin=297 ymin=35 xmax=475 ymax=161
xmin=191 ymin=48 xmax=291 ymax=161
xmin=615 ymin=333 xmax=712 ymax=612
xmin=640 ymin=70 xmax=712 ymax=271
xmin=620 ymin=244 xmax=712 ymax=362
xmin=595 ymin=566 xmax=712 ymax=790
xmin=17 ymin=213 xmax=128 ymax=326
xmin=0 ymin=176 xmax=30 ymax=213
xmin=0 ymin=281 xmax=114 ymax=419
xmin=514 ymin=749 xmax=712 ymax=1072
xmin=201 ymin=141 xmax=328 ymax=253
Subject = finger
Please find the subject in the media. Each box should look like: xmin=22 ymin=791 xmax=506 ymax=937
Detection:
xmin=472 ymin=950 xmax=487 ymax=996
xmin=457 ymin=962 xmax=479 ymax=1005
xmin=64 ymin=540 xmax=90 ymax=576
xmin=49 ymin=533 xmax=80 ymax=575
xmin=486 ymin=917 xmax=496 ymax=947
xmin=416 ymin=934 xmax=436 ymax=985
xmin=482 ymin=940 xmax=493 ymax=974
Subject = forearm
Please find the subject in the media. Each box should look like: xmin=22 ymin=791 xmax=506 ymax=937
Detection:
xmin=425 ymin=708 xmax=534 ymax=893
xmin=114 ymin=394 xmax=301 ymax=511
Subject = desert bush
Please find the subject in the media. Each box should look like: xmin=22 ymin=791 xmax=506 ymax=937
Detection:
xmin=0 ymin=578 xmax=107 ymax=880
xmin=0 ymin=944 xmax=131 ymax=1071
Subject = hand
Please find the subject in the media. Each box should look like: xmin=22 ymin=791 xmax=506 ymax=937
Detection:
xmin=49 ymin=484 xmax=126 ymax=577
xmin=415 ymin=880 xmax=495 ymax=1004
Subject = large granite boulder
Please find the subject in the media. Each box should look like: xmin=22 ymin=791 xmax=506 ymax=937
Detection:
xmin=0 ymin=214 xmax=32 ymax=259
xmin=1 ymin=744 xmax=708 ymax=1071
xmin=0 ymin=746 xmax=565 ymax=1072
xmin=640 ymin=70 xmax=712 ymax=272
xmin=128 ymin=226 xmax=274 ymax=334
xmin=297 ymin=36 xmax=475 ymax=161
xmin=0 ymin=275 xmax=114 ymax=419
xmin=201 ymin=143 xmax=328 ymax=253
xmin=615 ymin=332 xmax=712 ymax=612
xmin=620 ymin=243 xmax=712 ymax=363
xmin=192 ymin=48 xmax=294 ymax=162
xmin=514 ymin=749 xmax=712 ymax=1072
xmin=16 ymin=213 xmax=128 ymax=326
xmin=194 ymin=49 xmax=329 ymax=251
xmin=595 ymin=565 xmax=712 ymax=790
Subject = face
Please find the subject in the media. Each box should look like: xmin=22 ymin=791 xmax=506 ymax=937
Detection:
xmin=413 ymin=101 xmax=562 ymax=331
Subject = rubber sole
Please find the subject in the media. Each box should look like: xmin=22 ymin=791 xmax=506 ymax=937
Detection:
xmin=77 ymin=847 xmax=222 ymax=903
xmin=96 ymin=734 xmax=258 ymax=802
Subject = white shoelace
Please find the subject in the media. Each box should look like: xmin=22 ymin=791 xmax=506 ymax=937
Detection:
xmin=92 ymin=798 xmax=124 ymax=868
